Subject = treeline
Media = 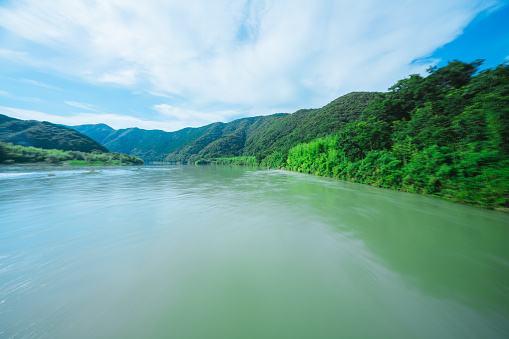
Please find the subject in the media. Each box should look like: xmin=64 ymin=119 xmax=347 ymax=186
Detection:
xmin=0 ymin=142 xmax=144 ymax=166
xmin=284 ymin=61 xmax=508 ymax=211
xmin=195 ymin=156 xmax=258 ymax=166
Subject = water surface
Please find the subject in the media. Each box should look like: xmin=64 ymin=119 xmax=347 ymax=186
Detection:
xmin=1 ymin=165 xmax=508 ymax=338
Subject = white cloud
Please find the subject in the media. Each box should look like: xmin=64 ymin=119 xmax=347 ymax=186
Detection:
xmin=0 ymin=90 xmax=42 ymax=103
xmin=153 ymin=104 xmax=237 ymax=126
xmin=146 ymin=91 xmax=173 ymax=99
xmin=0 ymin=0 xmax=501 ymax=114
xmin=97 ymin=69 xmax=138 ymax=86
xmin=0 ymin=48 xmax=29 ymax=59
xmin=65 ymin=101 xmax=102 ymax=113
xmin=21 ymin=79 xmax=61 ymax=90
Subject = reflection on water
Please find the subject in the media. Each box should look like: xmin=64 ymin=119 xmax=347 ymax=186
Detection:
xmin=0 ymin=165 xmax=508 ymax=338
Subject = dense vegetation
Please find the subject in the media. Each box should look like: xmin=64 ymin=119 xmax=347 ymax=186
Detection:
xmin=0 ymin=142 xmax=144 ymax=166
xmin=284 ymin=61 xmax=508 ymax=211
xmin=196 ymin=156 xmax=258 ymax=166
xmin=71 ymin=92 xmax=375 ymax=162
xmin=0 ymin=114 xmax=108 ymax=153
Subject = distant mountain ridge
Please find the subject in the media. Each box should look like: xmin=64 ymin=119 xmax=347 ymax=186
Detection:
xmin=0 ymin=114 xmax=108 ymax=153
xmin=71 ymin=92 xmax=376 ymax=162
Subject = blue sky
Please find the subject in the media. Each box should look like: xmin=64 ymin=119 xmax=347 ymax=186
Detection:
xmin=0 ymin=0 xmax=508 ymax=132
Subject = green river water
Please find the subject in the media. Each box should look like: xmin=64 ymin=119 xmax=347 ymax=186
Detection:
xmin=0 ymin=165 xmax=508 ymax=338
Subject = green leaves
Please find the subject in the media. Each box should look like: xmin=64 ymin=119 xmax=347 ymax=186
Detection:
xmin=285 ymin=61 xmax=509 ymax=211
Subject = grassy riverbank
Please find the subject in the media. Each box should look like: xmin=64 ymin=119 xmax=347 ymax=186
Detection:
xmin=195 ymin=156 xmax=258 ymax=166
xmin=0 ymin=142 xmax=144 ymax=166
xmin=285 ymin=136 xmax=508 ymax=212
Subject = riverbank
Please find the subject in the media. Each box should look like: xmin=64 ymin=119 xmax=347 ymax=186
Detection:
xmin=0 ymin=142 xmax=144 ymax=166
xmin=200 ymin=156 xmax=508 ymax=213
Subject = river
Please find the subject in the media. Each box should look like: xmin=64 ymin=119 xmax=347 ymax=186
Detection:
xmin=1 ymin=165 xmax=508 ymax=338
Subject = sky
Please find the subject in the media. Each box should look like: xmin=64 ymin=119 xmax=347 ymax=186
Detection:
xmin=0 ymin=0 xmax=508 ymax=132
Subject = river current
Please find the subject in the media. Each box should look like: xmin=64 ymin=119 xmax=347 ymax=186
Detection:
xmin=1 ymin=165 xmax=508 ymax=338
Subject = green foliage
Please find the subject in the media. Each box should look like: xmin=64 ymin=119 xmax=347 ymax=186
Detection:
xmin=261 ymin=150 xmax=288 ymax=168
xmin=0 ymin=142 xmax=8 ymax=163
xmin=195 ymin=159 xmax=210 ymax=165
xmin=286 ymin=61 xmax=509 ymax=211
xmin=0 ymin=142 xmax=144 ymax=166
xmin=212 ymin=156 xmax=258 ymax=166
xmin=255 ymin=152 xmax=265 ymax=165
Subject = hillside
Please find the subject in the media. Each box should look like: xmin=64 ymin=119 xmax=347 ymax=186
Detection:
xmin=71 ymin=122 xmax=236 ymax=162
xmin=71 ymin=92 xmax=376 ymax=162
xmin=0 ymin=114 xmax=108 ymax=153
xmin=285 ymin=60 xmax=509 ymax=211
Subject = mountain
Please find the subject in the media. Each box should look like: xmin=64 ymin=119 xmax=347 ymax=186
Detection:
xmin=71 ymin=91 xmax=376 ymax=162
xmin=0 ymin=114 xmax=108 ymax=153
xmin=284 ymin=60 xmax=509 ymax=211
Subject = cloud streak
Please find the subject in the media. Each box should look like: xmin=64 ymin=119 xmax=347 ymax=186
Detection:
xmin=0 ymin=90 xmax=42 ymax=103
xmin=65 ymin=101 xmax=102 ymax=113
xmin=21 ymin=79 xmax=62 ymax=90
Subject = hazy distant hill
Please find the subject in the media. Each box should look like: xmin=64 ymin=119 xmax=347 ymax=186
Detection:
xmin=70 ymin=123 xmax=115 ymax=144
xmin=0 ymin=114 xmax=109 ymax=153
xmin=71 ymin=92 xmax=376 ymax=162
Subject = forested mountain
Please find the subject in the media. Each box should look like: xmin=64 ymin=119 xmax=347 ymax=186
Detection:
xmin=71 ymin=92 xmax=375 ymax=162
xmin=0 ymin=114 xmax=108 ymax=153
xmin=285 ymin=60 xmax=509 ymax=211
